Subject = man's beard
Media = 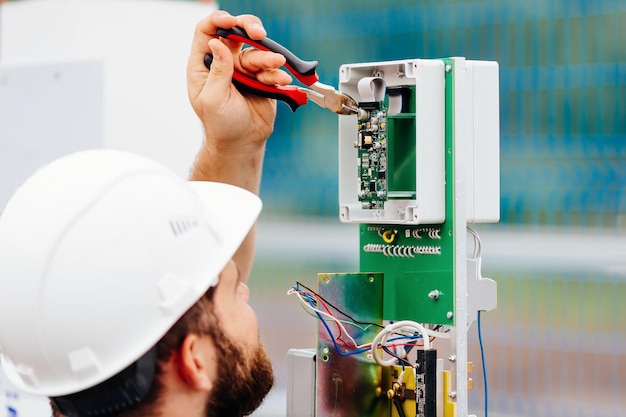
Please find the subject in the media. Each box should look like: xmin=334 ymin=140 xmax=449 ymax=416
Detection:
xmin=204 ymin=331 xmax=274 ymax=417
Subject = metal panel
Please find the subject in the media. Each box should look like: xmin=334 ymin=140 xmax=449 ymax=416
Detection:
xmin=316 ymin=272 xmax=385 ymax=417
xmin=287 ymin=349 xmax=317 ymax=417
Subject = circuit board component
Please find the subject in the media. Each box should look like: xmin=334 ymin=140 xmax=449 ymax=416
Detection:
xmin=356 ymin=103 xmax=388 ymax=209
xmin=416 ymin=349 xmax=437 ymax=417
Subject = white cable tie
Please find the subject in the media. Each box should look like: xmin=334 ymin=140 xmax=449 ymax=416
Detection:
xmin=357 ymin=77 xmax=386 ymax=102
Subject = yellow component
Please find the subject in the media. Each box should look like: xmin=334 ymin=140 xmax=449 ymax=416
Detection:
xmin=467 ymin=361 xmax=474 ymax=375
xmin=442 ymin=370 xmax=457 ymax=417
xmin=382 ymin=229 xmax=396 ymax=244
xmin=390 ymin=365 xmax=416 ymax=417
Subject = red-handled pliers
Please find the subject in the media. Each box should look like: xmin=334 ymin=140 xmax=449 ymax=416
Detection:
xmin=204 ymin=27 xmax=359 ymax=114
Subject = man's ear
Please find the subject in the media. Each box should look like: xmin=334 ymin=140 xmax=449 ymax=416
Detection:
xmin=177 ymin=334 xmax=216 ymax=392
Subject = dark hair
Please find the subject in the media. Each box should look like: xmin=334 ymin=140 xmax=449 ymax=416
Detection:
xmin=51 ymin=287 xmax=218 ymax=417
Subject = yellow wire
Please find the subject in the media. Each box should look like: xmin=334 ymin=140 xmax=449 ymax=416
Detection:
xmin=382 ymin=229 xmax=395 ymax=243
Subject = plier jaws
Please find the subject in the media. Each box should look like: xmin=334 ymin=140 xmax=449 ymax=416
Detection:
xmin=204 ymin=27 xmax=358 ymax=115
xmin=303 ymin=82 xmax=359 ymax=115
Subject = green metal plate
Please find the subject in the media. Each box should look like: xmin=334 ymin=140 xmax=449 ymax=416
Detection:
xmin=316 ymin=272 xmax=386 ymax=417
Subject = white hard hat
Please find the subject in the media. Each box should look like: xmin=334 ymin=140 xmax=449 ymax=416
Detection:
xmin=0 ymin=149 xmax=262 ymax=397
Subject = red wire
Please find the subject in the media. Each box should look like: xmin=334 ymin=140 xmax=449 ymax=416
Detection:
xmin=297 ymin=290 xmax=357 ymax=348
xmin=296 ymin=289 xmax=442 ymax=352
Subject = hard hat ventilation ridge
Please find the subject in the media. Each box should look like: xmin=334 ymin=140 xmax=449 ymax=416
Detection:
xmin=169 ymin=217 xmax=199 ymax=237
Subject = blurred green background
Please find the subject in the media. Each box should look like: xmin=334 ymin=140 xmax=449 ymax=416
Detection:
xmin=220 ymin=1 xmax=625 ymax=416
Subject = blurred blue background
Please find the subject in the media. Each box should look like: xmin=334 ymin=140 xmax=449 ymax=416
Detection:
xmin=222 ymin=0 xmax=625 ymax=227
xmin=214 ymin=1 xmax=626 ymax=417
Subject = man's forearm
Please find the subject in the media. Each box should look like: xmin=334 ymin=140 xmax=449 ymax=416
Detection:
xmin=190 ymin=140 xmax=266 ymax=194
xmin=190 ymin=139 xmax=267 ymax=282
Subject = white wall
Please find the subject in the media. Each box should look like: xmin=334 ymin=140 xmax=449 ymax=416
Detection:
xmin=0 ymin=60 xmax=105 ymax=209
xmin=0 ymin=0 xmax=217 ymax=178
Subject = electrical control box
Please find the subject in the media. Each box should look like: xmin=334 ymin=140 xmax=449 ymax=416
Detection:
xmin=288 ymin=57 xmax=499 ymax=417
xmin=338 ymin=59 xmax=499 ymax=225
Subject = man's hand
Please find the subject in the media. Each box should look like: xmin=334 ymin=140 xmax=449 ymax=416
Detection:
xmin=187 ymin=11 xmax=291 ymax=282
xmin=187 ymin=11 xmax=292 ymax=161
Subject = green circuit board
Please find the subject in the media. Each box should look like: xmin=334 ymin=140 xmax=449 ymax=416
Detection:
xmin=357 ymin=107 xmax=388 ymax=209
xmin=359 ymin=64 xmax=456 ymax=325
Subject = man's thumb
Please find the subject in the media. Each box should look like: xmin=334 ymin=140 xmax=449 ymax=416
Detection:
xmin=206 ymin=38 xmax=234 ymax=88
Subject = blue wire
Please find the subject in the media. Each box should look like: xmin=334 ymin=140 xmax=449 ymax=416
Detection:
xmin=298 ymin=288 xmax=369 ymax=357
xmin=317 ymin=309 xmax=370 ymax=356
xmin=317 ymin=317 xmax=422 ymax=357
xmin=296 ymin=287 xmax=424 ymax=358
xmin=387 ymin=334 xmax=422 ymax=342
xmin=478 ymin=311 xmax=488 ymax=417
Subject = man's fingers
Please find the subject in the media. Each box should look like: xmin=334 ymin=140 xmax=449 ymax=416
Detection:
xmin=238 ymin=49 xmax=293 ymax=87
xmin=255 ymin=68 xmax=293 ymax=87
xmin=190 ymin=11 xmax=236 ymax=59
xmin=189 ymin=11 xmax=292 ymax=108
xmin=233 ymin=14 xmax=267 ymax=40
xmin=239 ymin=49 xmax=286 ymax=73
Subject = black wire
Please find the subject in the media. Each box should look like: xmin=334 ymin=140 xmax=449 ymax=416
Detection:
xmin=403 ymin=331 xmax=420 ymax=355
xmin=382 ymin=346 xmax=412 ymax=368
xmin=296 ymin=281 xmax=385 ymax=329
xmin=392 ymin=397 xmax=407 ymax=417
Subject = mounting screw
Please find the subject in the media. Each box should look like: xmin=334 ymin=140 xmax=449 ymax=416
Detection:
xmin=448 ymin=391 xmax=457 ymax=399
xmin=448 ymin=355 xmax=456 ymax=363
xmin=446 ymin=311 xmax=454 ymax=319
xmin=445 ymin=64 xmax=452 ymax=72
xmin=369 ymin=275 xmax=375 ymax=283
xmin=321 ymin=347 xmax=330 ymax=363
xmin=428 ymin=289 xmax=440 ymax=300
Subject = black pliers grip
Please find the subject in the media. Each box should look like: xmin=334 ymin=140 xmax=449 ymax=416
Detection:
xmin=204 ymin=27 xmax=321 ymax=111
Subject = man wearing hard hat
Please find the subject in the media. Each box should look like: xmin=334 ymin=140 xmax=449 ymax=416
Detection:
xmin=0 ymin=11 xmax=291 ymax=417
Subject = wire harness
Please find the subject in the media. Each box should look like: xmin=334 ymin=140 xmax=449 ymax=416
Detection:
xmin=288 ymin=283 xmax=449 ymax=365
